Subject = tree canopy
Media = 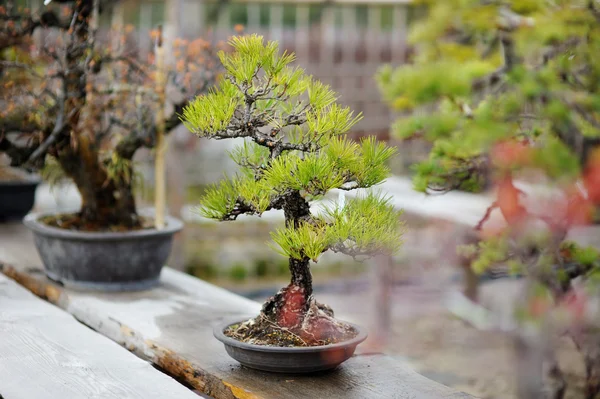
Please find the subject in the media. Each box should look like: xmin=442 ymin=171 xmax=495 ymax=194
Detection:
xmin=378 ymin=0 xmax=600 ymax=195
xmin=183 ymin=35 xmax=403 ymax=262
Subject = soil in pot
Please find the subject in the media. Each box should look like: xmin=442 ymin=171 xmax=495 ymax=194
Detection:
xmin=223 ymin=283 xmax=362 ymax=348
xmin=40 ymin=212 xmax=155 ymax=232
xmin=225 ymin=314 xmax=358 ymax=347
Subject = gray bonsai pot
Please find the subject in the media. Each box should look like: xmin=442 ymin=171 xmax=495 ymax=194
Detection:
xmin=214 ymin=319 xmax=368 ymax=373
xmin=23 ymin=211 xmax=183 ymax=291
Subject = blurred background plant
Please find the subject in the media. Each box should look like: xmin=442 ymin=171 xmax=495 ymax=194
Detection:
xmin=378 ymin=0 xmax=600 ymax=397
xmin=0 ymin=0 xmax=220 ymax=230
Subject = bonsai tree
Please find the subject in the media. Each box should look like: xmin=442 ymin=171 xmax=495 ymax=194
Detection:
xmin=182 ymin=35 xmax=403 ymax=345
xmin=0 ymin=0 xmax=219 ymax=229
xmin=378 ymin=0 xmax=600 ymax=396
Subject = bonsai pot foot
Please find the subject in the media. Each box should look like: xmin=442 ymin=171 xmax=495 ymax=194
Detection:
xmin=45 ymin=271 xmax=160 ymax=292
xmin=214 ymin=319 xmax=368 ymax=373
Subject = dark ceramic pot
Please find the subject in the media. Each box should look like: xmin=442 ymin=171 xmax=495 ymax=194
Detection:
xmin=0 ymin=175 xmax=40 ymax=221
xmin=23 ymin=212 xmax=183 ymax=291
xmin=214 ymin=319 xmax=368 ymax=373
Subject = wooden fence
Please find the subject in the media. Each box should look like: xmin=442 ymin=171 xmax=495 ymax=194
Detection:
xmin=110 ymin=0 xmax=417 ymax=134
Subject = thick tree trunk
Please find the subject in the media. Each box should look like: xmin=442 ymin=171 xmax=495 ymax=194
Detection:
xmin=289 ymin=256 xmax=313 ymax=297
xmin=58 ymin=146 xmax=138 ymax=228
xmin=78 ymin=180 xmax=138 ymax=228
xmin=261 ymin=190 xmax=315 ymax=327
xmin=281 ymin=189 xmax=314 ymax=301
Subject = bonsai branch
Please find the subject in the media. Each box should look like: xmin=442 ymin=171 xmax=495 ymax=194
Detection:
xmin=328 ymin=243 xmax=380 ymax=261
xmin=220 ymin=199 xmax=262 ymax=221
xmin=475 ymin=201 xmax=498 ymax=231
xmin=116 ymin=98 xmax=195 ymax=160
xmin=0 ymin=136 xmax=36 ymax=166
xmin=472 ymin=32 xmax=516 ymax=91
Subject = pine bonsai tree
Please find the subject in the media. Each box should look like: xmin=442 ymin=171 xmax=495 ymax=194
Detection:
xmin=378 ymin=1 xmax=600 ymax=396
xmin=0 ymin=0 xmax=218 ymax=229
xmin=182 ymin=35 xmax=403 ymax=346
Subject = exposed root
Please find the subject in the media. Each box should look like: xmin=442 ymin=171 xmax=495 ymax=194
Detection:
xmin=225 ymin=284 xmax=356 ymax=347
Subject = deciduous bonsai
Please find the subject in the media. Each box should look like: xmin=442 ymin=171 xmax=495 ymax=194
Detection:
xmin=0 ymin=0 xmax=218 ymax=230
xmin=183 ymin=35 xmax=403 ymax=346
xmin=378 ymin=1 xmax=600 ymax=396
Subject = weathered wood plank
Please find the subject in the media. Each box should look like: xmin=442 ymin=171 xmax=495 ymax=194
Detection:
xmin=0 ymin=224 xmax=475 ymax=399
xmin=0 ymin=273 xmax=201 ymax=399
xmin=2 ymin=264 xmax=473 ymax=399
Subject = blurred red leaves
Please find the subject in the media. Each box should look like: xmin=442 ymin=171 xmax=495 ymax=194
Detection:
xmin=496 ymin=175 xmax=528 ymax=226
xmin=583 ymin=148 xmax=600 ymax=203
xmin=491 ymin=140 xmax=532 ymax=170
xmin=486 ymin=140 xmax=599 ymax=232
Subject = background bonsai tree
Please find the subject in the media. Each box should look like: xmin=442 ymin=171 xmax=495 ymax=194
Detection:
xmin=182 ymin=35 xmax=403 ymax=346
xmin=0 ymin=0 xmax=219 ymax=229
xmin=378 ymin=0 xmax=600 ymax=396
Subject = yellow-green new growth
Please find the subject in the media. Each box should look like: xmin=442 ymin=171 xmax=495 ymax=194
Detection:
xmin=182 ymin=35 xmax=404 ymax=264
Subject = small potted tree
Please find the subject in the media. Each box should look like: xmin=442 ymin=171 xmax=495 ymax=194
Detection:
xmin=0 ymin=1 xmax=218 ymax=290
xmin=182 ymin=35 xmax=404 ymax=372
xmin=378 ymin=1 xmax=600 ymax=396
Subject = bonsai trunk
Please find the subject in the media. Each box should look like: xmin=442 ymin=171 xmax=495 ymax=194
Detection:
xmin=58 ymin=144 xmax=139 ymax=228
xmin=261 ymin=190 xmax=315 ymax=327
xmin=289 ymin=256 xmax=313 ymax=298
xmin=260 ymin=189 xmax=345 ymax=341
xmin=282 ymin=189 xmax=314 ymax=300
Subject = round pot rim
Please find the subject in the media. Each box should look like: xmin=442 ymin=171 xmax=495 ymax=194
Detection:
xmin=0 ymin=175 xmax=41 ymax=185
xmin=214 ymin=318 xmax=368 ymax=353
xmin=23 ymin=211 xmax=184 ymax=240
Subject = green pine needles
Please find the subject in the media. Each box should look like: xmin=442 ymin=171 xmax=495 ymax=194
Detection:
xmin=182 ymin=35 xmax=403 ymax=263
xmin=377 ymin=0 xmax=600 ymax=194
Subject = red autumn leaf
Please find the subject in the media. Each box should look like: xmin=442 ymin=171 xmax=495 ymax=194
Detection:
xmin=528 ymin=296 xmax=552 ymax=317
xmin=491 ymin=140 xmax=532 ymax=169
xmin=562 ymin=291 xmax=586 ymax=322
xmin=583 ymin=148 xmax=600 ymax=203
xmin=564 ymin=187 xmax=593 ymax=226
xmin=496 ymin=176 xmax=527 ymax=225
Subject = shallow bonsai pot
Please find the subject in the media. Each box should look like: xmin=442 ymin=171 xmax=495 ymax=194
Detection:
xmin=214 ymin=319 xmax=368 ymax=373
xmin=0 ymin=175 xmax=40 ymax=222
xmin=23 ymin=211 xmax=183 ymax=291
